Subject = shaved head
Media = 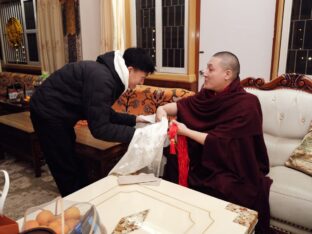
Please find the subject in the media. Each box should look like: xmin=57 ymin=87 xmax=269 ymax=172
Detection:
xmin=213 ymin=51 xmax=240 ymax=79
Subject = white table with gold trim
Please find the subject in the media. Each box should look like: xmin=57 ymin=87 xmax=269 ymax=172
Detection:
xmin=18 ymin=175 xmax=257 ymax=233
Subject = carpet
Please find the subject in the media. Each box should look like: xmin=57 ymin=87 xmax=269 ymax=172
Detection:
xmin=0 ymin=154 xmax=60 ymax=221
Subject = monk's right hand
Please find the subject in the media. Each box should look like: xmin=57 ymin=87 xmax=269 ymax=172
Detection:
xmin=156 ymin=106 xmax=167 ymax=122
xmin=171 ymin=119 xmax=188 ymax=136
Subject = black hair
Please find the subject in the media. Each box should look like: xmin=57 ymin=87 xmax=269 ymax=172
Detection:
xmin=213 ymin=51 xmax=240 ymax=78
xmin=123 ymin=47 xmax=156 ymax=74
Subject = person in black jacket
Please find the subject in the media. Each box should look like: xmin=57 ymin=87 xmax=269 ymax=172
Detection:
xmin=30 ymin=48 xmax=155 ymax=196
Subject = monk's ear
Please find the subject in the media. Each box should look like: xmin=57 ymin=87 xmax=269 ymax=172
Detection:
xmin=224 ymin=70 xmax=233 ymax=81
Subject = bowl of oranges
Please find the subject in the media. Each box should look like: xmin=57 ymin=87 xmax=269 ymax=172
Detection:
xmin=21 ymin=198 xmax=106 ymax=234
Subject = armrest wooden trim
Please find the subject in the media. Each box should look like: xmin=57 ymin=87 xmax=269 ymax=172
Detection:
xmin=241 ymin=73 xmax=312 ymax=94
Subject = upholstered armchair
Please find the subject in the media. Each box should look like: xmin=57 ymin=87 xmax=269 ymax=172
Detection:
xmin=241 ymin=74 xmax=312 ymax=234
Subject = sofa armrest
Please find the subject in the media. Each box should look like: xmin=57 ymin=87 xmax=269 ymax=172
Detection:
xmin=241 ymin=74 xmax=312 ymax=166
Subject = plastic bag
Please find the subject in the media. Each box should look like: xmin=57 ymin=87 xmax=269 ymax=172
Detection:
xmin=0 ymin=170 xmax=19 ymax=234
xmin=21 ymin=197 xmax=107 ymax=234
xmin=109 ymin=118 xmax=168 ymax=176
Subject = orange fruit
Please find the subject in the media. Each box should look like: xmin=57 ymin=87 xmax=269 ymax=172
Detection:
xmin=64 ymin=206 xmax=80 ymax=220
xmin=36 ymin=210 xmax=55 ymax=226
xmin=24 ymin=220 xmax=39 ymax=230
xmin=49 ymin=221 xmax=69 ymax=234
xmin=65 ymin=218 xmax=79 ymax=230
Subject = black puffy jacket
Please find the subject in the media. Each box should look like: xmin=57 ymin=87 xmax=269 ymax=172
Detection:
xmin=30 ymin=51 xmax=136 ymax=143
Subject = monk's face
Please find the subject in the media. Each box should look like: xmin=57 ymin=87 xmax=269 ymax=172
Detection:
xmin=128 ymin=66 xmax=148 ymax=89
xmin=203 ymin=57 xmax=231 ymax=92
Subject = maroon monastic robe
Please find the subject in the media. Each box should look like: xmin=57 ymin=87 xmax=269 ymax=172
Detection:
xmin=165 ymin=78 xmax=272 ymax=233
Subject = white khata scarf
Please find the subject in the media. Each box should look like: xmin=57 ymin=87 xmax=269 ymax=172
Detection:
xmin=114 ymin=50 xmax=129 ymax=93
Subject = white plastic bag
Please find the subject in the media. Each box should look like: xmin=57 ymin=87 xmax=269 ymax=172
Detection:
xmin=109 ymin=118 xmax=168 ymax=176
xmin=0 ymin=170 xmax=19 ymax=234
xmin=0 ymin=170 xmax=9 ymax=215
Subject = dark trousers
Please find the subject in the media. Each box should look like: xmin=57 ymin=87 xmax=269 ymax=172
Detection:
xmin=30 ymin=110 xmax=88 ymax=197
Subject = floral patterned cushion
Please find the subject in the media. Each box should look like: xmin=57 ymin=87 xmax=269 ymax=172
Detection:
xmin=112 ymin=85 xmax=195 ymax=115
xmin=75 ymin=85 xmax=194 ymax=126
xmin=285 ymin=123 xmax=312 ymax=176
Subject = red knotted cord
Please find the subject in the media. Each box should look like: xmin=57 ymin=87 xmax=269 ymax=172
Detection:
xmin=168 ymin=123 xmax=189 ymax=187
xmin=168 ymin=123 xmax=178 ymax=154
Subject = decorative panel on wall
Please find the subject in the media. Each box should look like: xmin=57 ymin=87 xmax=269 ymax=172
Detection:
xmin=61 ymin=0 xmax=82 ymax=63
xmin=0 ymin=1 xmax=28 ymax=64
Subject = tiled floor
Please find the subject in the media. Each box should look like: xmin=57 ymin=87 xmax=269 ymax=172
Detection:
xmin=0 ymin=154 xmax=59 ymax=220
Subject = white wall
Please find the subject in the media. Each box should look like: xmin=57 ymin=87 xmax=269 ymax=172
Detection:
xmin=79 ymin=0 xmax=276 ymax=80
xmin=199 ymin=0 xmax=276 ymax=88
xmin=79 ymin=0 xmax=101 ymax=60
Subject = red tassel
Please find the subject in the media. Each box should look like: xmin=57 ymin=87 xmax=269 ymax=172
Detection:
xmin=167 ymin=123 xmax=189 ymax=187
xmin=170 ymin=139 xmax=176 ymax=154
xmin=168 ymin=123 xmax=178 ymax=155
xmin=177 ymin=135 xmax=189 ymax=187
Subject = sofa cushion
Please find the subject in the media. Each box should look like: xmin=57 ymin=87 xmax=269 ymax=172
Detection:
xmin=112 ymin=85 xmax=195 ymax=115
xmin=269 ymin=166 xmax=312 ymax=229
xmin=245 ymin=88 xmax=312 ymax=166
xmin=263 ymin=133 xmax=302 ymax=166
xmin=285 ymin=123 xmax=312 ymax=176
xmin=76 ymin=86 xmax=195 ymax=127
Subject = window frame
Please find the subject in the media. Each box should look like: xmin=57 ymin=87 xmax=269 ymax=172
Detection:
xmin=272 ymin=0 xmax=312 ymax=79
xmin=0 ymin=0 xmax=39 ymax=66
xmin=21 ymin=0 xmax=39 ymax=64
xmin=131 ymin=0 xmax=189 ymax=74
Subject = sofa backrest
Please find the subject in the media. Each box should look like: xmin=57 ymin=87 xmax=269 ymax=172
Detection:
xmin=112 ymin=85 xmax=195 ymax=115
xmin=241 ymin=74 xmax=312 ymax=166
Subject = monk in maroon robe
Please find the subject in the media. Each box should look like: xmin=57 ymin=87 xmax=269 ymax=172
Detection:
xmin=156 ymin=51 xmax=272 ymax=234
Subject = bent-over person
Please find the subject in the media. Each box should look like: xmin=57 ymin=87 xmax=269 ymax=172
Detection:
xmin=30 ymin=48 xmax=155 ymax=196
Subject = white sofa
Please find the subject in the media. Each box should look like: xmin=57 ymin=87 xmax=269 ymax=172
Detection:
xmin=241 ymin=74 xmax=312 ymax=234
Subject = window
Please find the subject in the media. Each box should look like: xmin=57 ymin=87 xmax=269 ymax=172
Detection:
xmin=0 ymin=0 xmax=39 ymax=65
xmin=132 ymin=0 xmax=188 ymax=74
xmin=273 ymin=0 xmax=312 ymax=78
xmin=286 ymin=0 xmax=312 ymax=75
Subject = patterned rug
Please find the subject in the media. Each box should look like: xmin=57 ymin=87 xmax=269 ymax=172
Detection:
xmin=0 ymin=154 xmax=60 ymax=221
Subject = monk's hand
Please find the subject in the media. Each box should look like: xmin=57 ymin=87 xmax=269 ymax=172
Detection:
xmin=171 ymin=119 xmax=188 ymax=136
xmin=156 ymin=106 xmax=167 ymax=122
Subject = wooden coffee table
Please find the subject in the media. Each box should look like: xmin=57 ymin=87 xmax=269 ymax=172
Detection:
xmin=0 ymin=111 xmax=128 ymax=180
xmin=0 ymin=111 xmax=42 ymax=177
